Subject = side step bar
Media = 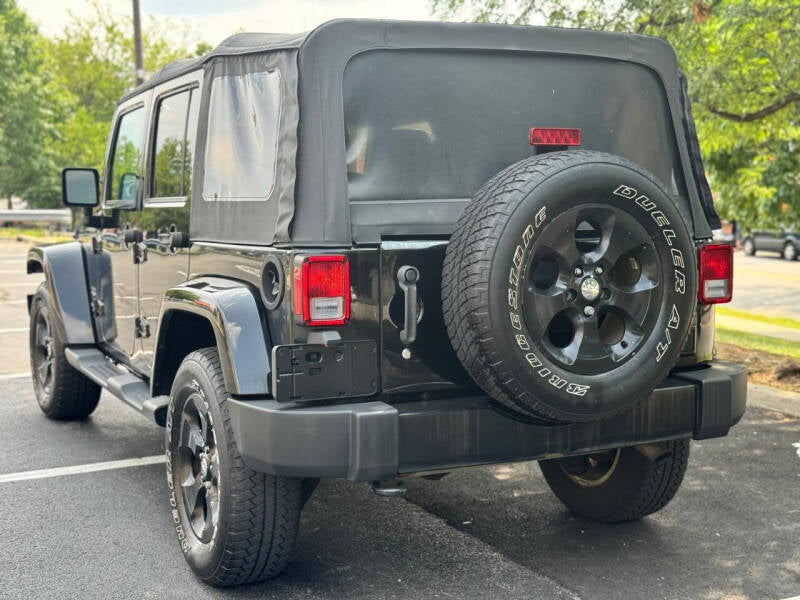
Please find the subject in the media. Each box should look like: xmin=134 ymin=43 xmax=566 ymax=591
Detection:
xmin=64 ymin=347 xmax=168 ymax=425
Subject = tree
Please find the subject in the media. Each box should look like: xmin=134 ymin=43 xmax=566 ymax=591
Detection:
xmin=1 ymin=1 xmax=208 ymax=208
xmin=431 ymin=0 xmax=800 ymax=229
xmin=0 ymin=0 xmax=66 ymax=207
xmin=47 ymin=2 xmax=205 ymax=176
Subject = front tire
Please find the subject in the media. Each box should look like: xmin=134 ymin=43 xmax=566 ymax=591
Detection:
xmin=783 ymin=242 xmax=797 ymax=261
xmin=165 ymin=347 xmax=303 ymax=586
xmin=29 ymin=283 xmax=101 ymax=419
xmin=743 ymin=238 xmax=755 ymax=256
xmin=539 ymin=439 xmax=690 ymax=522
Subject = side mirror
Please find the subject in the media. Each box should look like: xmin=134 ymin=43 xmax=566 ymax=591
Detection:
xmin=62 ymin=168 xmax=100 ymax=208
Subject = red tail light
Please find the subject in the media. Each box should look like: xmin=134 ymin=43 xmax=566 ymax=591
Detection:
xmin=529 ymin=127 xmax=581 ymax=146
xmin=698 ymin=244 xmax=733 ymax=304
xmin=293 ymin=255 xmax=350 ymax=326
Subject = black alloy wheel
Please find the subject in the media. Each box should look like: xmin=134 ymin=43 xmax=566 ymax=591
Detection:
xmin=32 ymin=308 xmax=55 ymax=397
xmin=524 ymin=205 xmax=662 ymax=375
xmin=28 ymin=283 xmax=101 ymax=419
xmin=176 ymin=390 xmax=220 ymax=544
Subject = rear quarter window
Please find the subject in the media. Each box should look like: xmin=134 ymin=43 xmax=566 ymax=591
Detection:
xmin=202 ymin=70 xmax=282 ymax=201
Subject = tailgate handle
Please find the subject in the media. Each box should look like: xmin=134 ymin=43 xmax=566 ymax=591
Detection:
xmin=397 ymin=265 xmax=420 ymax=345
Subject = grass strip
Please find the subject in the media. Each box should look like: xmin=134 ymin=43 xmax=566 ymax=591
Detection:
xmin=716 ymin=306 xmax=800 ymax=331
xmin=0 ymin=227 xmax=72 ymax=243
xmin=716 ymin=327 xmax=800 ymax=360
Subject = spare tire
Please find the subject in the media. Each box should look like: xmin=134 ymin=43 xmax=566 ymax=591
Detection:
xmin=442 ymin=151 xmax=697 ymax=422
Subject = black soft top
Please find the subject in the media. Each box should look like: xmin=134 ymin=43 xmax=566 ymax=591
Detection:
xmin=119 ymin=32 xmax=308 ymax=102
xmin=121 ymin=19 xmax=680 ymax=106
xmin=119 ymin=20 xmax=713 ymax=246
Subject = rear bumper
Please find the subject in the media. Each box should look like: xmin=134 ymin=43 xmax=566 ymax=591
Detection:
xmin=228 ymin=360 xmax=747 ymax=482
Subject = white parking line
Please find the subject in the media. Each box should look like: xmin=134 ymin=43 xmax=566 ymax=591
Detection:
xmin=0 ymin=327 xmax=28 ymax=333
xmin=0 ymin=372 xmax=31 ymax=380
xmin=0 ymin=455 xmax=165 ymax=484
xmin=0 ymin=282 xmax=39 ymax=287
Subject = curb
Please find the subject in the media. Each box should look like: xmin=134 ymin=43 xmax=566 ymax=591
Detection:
xmin=747 ymin=382 xmax=800 ymax=417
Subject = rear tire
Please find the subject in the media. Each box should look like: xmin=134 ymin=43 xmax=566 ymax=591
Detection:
xmin=539 ymin=439 xmax=690 ymax=522
xmin=743 ymin=238 xmax=755 ymax=256
xmin=29 ymin=283 xmax=101 ymax=419
xmin=165 ymin=347 xmax=303 ymax=586
xmin=783 ymin=242 xmax=797 ymax=261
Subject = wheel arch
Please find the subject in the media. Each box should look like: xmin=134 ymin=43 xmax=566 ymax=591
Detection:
xmin=27 ymin=243 xmax=95 ymax=344
xmin=152 ymin=277 xmax=272 ymax=398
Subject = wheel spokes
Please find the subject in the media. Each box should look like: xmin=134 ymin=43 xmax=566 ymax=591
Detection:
xmin=610 ymin=276 xmax=658 ymax=326
xmin=536 ymin=213 xmax=583 ymax=268
xmin=36 ymin=358 xmax=51 ymax=382
xmin=182 ymin=473 xmax=204 ymax=515
xmin=526 ymin=287 xmax=569 ymax=338
xmin=598 ymin=216 xmax=644 ymax=268
xmin=577 ymin=315 xmax=606 ymax=359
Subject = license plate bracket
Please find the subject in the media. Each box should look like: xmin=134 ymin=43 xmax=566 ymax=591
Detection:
xmin=271 ymin=340 xmax=378 ymax=402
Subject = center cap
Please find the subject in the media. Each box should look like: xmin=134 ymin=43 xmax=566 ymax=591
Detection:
xmin=580 ymin=277 xmax=601 ymax=302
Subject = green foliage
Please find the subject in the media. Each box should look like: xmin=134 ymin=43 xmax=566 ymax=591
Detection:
xmin=432 ymin=0 xmax=800 ymax=230
xmin=49 ymin=2 xmax=202 ymax=173
xmin=0 ymin=0 xmax=66 ymax=207
xmin=1 ymin=0 xmax=206 ymax=208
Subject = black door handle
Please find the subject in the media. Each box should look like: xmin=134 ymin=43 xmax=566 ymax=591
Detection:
xmin=397 ymin=265 xmax=420 ymax=345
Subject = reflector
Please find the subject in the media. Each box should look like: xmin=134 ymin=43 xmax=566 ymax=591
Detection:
xmin=529 ymin=127 xmax=582 ymax=146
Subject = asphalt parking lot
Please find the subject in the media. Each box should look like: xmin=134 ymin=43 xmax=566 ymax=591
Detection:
xmin=2 ymin=240 xmax=800 ymax=599
xmin=729 ymin=252 xmax=800 ymax=320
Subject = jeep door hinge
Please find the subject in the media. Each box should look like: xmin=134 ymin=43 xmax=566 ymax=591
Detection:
xmin=89 ymin=287 xmax=106 ymax=317
xmin=133 ymin=241 xmax=148 ymax=264
xmin=134 ymin=316 xmax=151 ymax=339
xmin=91 ymin=234 xmax=103 ymax=254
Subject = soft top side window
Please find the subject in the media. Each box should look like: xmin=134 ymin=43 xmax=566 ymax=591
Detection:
xmin=202 ymin=70 xmax=282 ymax=202
xmin=106 ymin=106 xmax=146 ymax=209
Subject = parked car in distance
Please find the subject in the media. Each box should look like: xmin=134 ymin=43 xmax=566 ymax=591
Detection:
xmin=27 ymin=19 xmax=746 ymax=588
xmin=742 ymin=230 xmax=800 ymax=260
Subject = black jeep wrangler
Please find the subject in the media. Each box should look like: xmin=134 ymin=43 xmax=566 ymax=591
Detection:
xmin=28 ymin=20 xmax=746 ymax=587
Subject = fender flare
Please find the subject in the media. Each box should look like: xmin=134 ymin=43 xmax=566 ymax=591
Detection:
xmin=154 ymin=277 xmax=271 ymax=396
xmin=27 ymin=243 xmax=95 ymax=344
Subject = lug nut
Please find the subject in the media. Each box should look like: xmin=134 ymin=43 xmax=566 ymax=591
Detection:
xmin=574 ymin=267 xmax=583 ymax=277
xmin=595 ymin=266 xmax=604 ymax=275
xmin=584 ymin=306 xmax=595 ymax=317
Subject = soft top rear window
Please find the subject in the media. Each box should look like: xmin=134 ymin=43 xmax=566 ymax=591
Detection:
xmin=343 ymin=50 xmax=685 ymax=203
